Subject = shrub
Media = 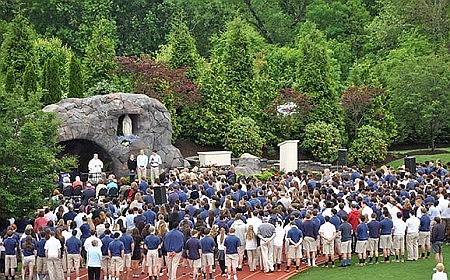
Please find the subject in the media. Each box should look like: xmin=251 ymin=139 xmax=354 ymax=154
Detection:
xmin=224 ymin=117 xmax=264 ymax=157
xmin=301 ymin=121 xmax=342 ymax=163
xmin=349 ymin=125 xmax=387 ymax=167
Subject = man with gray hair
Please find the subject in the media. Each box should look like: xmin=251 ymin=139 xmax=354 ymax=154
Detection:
xmin=257 ymin=216 xmax=276 ymax=273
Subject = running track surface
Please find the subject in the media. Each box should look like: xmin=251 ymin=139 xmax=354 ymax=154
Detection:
xmin=74 ymin=256 xmax=328 ymax=280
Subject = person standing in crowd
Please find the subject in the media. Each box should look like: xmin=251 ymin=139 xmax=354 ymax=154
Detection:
xmin=101 ymin=230 xmax=114 ymax=280
xmin=379 ymin=211 xmax=394 ymax=263
xmin=224 ymin=228 xmax=241 ymax=280
xmin=392 ymin=212 xmax=406 ymax=262
xmin=433 ymin=263 xmax=448 ymax=280
xmin=4 ymin=230 xmax=18 ymax=280
xmin=109 ymin=232 xmax=125 ymax=280
xmin=144 ymin=226 xmax=162 ymax=280
xmin=186 ymin=229 xmax=202 ymax=280
xmin=120 ymin=227 xmax=135 ymax=280
xmin=420 ymin=207 xmax=432 ymax=259
xmin=244 ymin=225 xmax=257 ymax=272
xmin=36 ymin=232 xmax=48 ymax=280
xmin=405 ymin=212 xmax=420 ymax=261
xmin=127 ymin=154 xmax=137 ymax=183
xmin=45 ymin=231 xmax=64 ymax=280
xmin=200 ymin=228 xmax=216 ymax=280
xmin=367 ymin=213 xmax=380 ymax=264
xmin=273 ymin=220 xmax=285 ymax=271
xmin=130 ymin=228 xmax=143 ymax=279
xmin=149 ymin=150 xmax=162 ymax=185
xmin=87 ymin=239 xmax=102 ymax=280
xmin=65 ymin=230 xmax=82 ymax=280
xmin=230 ymin=214 xmax=247 ymax=271
xmin=137 ymin=149 xmax=149 ymax=182
xmin=164 ymin=221 xmax=184 ymax=280
xmin=355 ymin=215 xmax=369 ymax=266
xmin=286 ymin=221 xmax=303 ymax=272
xmin=319 ymin=216 xmax=336 ymax=268
xmin=339 ymin=215 xmax=352 ymax=267
xmin=88 ymin=153 xmax=103 ymax=184
xmin=302 ymin=212 xmax=319 ymax=267
xmin=257 ymin=217 xmax=276 ymax=273
xmin=431 ymin=217 xmax=446 ymax=264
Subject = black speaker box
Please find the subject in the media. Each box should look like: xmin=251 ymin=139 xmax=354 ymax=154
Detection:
xmin=337 ymin=149 xmax=348 ymax=166
xmin=404 ymin=157 xmax=416 ymax=174
xmin=153 ymin=185 xmax=167 ymax=205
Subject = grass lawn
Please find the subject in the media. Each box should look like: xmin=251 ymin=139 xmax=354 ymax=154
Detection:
xmin=385 ymin=146 xmax=450 ymax=168
xmin=289 ymin=246 xmax=450 ymax=280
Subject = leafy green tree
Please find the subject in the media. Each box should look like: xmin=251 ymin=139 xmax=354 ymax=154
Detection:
xmin=22 ymin=61 xmax=38 ymax=100
xmin=301 ymin=121 xmax=343 ymax=163
xmin=224 ymin=117 xmax=264 ymax=157
xmin=4 ymin=67 xmax=15 ymax=94
xmin=0 ymin=14 xmax=35 ymax=81
xmin=84 ymin=18 xmax=117 ymax=89
xmin=67 ymin=55 xmax=84 ymax=98
xmin=41 ymin=56 xmax=62 ymax=105
xmin=349 ymin=125 xmax=387 ymax=167
xmin=0 ymin=87 xmax=76 ymax=218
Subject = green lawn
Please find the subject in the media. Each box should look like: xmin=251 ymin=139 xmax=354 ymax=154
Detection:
xmin=385 ymin=146 xmax=450 ymax=168
xmin=290 ymin=246 xmax=449 ymax=280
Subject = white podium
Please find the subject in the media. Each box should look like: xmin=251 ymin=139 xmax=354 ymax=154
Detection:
xmin=278 ymin=140 xmax=299 ymax=172
xmin=198 ymin=151 xmax=232 ymax=167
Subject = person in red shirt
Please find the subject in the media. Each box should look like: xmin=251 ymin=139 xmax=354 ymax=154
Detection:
xmin=347 ymin=202 xmax=361 ymax=254
xmin=33 ymin=210 xmax=48 ymax=232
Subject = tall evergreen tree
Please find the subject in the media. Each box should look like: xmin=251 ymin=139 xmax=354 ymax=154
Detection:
xmin=68 ymin=55 xmax=84 ymax=98
xmin=41 ymin=56 xmax=62 ymax=105
xmin=4 ymin=67 xmax=15 ymax=94
xmin=0 ymin=14 xmax=35 ymax=81
xmin=22 ymin=61 xmax=37 ymax=100
xmin=84 ymin=17 xmax=117 ymax=89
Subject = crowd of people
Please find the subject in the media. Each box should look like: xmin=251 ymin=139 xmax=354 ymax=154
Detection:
xmin=0 ymin=154 xmax=449 ymax=280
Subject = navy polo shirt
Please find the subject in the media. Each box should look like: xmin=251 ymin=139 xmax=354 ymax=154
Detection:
xmin=420 ymin=215 xmax=431 ymax=232
xmin=164 ymin=229 xmax=184 ymax=253
xmin=186 ymin=237 xmax=201 ymax=260
xmin=66 ymin=236 xmax=82 ymax=254
xmin=4 ymin=237 xmax=18 ymax=255
xmin=21 ymin=238 xmax=37 ymax=256
xmin=120 ymin=234 xmax=134 ymax=254
xmin=330 ymin=215 xmax=341 ymax=230
xmin=367 ymin=220 xmax=381 ymax=238
xmin=223 ymin=234 xmax=241 ymax=255
xmin=108 ymin=239 xmax=125 ymax=257
xmin=339 ymin=222 xmax=352 ymax=242
xmin=301 ymin=220 xmax=318 ymax=239
xmin=287 ymin=226 xmax=303 ymax=244
xmin=37 ymin=238 xmax=46 ymax=257
xmin=380 ymin=218 xmax=393 ymax=235
xmin=356 ymin=223 xmax=369 ymax=241
xmin=80 ymin=223 xmax=91 ymax=239
xmin=144 ymin=234 xmax=162 ymax=250
xmin=200 ymin=236 xmax=215 ymax=254
xmin=101 ymin=236 xmax=114 ymax=256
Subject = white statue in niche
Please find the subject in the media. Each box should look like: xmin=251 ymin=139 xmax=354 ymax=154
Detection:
xmin=123 ymin=114 xmax=132 ymax=136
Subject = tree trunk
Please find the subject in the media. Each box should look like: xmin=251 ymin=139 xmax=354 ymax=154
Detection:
xmin=242 ymin=0 xmax=274 ymax=44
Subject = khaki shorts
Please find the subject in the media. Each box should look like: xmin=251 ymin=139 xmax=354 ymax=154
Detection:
xmin=22 ymin=255 xmax=35 ymax=267
xmin=303 ymin=236 xmax=317 ymax=252
xmin=334 ymin=235 xmax=342 ymax=250
xmin=341 ymin=241 xmax=351 ymax=254
xmin=147 ymin=250 xmax=160 ymax=268
xmin=225 ymin=254 xmax=238 ymax=268
xmin=356 ymin=240 xmax=368 ymax=254
xmin=67 ymin=254 xmax=81 ymax=270
xmin=101 ymin=256 xmax=111 ymax=269
xmin=368 ymin=238 xmax=379 ymax=252
xmin=124 ymin=253 xmax=132 ymax=268
xmin=322 ymin=240 xmax=334 ymax=255
xmin=36 ymin=256 xmax=47 ymax=274
xmin=379 ymin=235 xmax=392 ymax=249
xmin=392 ymin=235 xmax=405 ymax=250
xmin=201 ymin=253 xmax=214 ymax=267
xmin=419 ymin=232 xmax=430 ymax=246
xmin=111 ymin=256 xmax=124 ymax=272
xmin=189 ymin=258 xmax=202 ymax=269
xmin=287 ymin=245 xmax=302 ymax=259
xmin=5 ymin=255 xmax=17 ymax=270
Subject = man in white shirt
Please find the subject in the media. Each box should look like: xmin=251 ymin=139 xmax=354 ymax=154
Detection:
xmin=405 ymin=213 xmax=420 ymax=261
xmin=273 ymin=220 xmax=285 ymax=271
xmin=230 ymin=214 xmax=247 ymax=271
xmin=149 ymin=149 xmax=162 ymax=185
xmin=88 ymin=153 xmax=103 ymax=184
xmin=137 ymin=149 xmax=149 ymax=181
xmin=392 ymin=212 xmax=407 ymax=262
xmin=45 ymin=231 xmax=64 ymax=280
xmin=319 ymin=216 xmax=337 ymax=268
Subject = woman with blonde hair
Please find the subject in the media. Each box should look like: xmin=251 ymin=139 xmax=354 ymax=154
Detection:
xmin=245 ymin=225 xmax=258 ymax=272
